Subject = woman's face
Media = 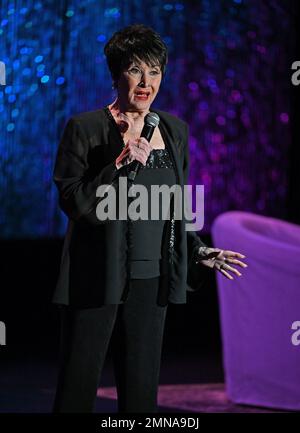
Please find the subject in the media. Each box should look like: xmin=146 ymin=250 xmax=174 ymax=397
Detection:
xmin=116 ymin=59 xmax=162 ymax=112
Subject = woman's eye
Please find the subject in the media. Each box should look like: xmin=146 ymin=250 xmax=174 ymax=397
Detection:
xmin=129 ymin=68 xmax=140 ymax=74
xmin=129 ymin=68 xmax=160 ymax=75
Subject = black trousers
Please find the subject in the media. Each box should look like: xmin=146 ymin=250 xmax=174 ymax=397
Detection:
xmin=52 ymin=277 xmax=168 ymax=413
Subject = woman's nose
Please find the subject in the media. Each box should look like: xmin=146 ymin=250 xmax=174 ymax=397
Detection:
xmin=139 ymin=73 xmax=151 ymax=87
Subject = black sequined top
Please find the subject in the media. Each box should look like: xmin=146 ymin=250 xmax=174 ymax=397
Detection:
xmin=128 ymin=148 xmax=176 ymax=279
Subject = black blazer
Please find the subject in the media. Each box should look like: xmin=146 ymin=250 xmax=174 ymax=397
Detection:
xmin=52 ymin=106 xmax=209 ymax=308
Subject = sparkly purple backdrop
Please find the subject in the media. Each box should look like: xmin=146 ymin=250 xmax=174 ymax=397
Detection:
xmin=0 ymin=0 xmax=293 ymax=237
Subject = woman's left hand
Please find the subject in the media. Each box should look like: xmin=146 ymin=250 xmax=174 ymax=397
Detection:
xmin=195 ymin=247 xmax=248 ymax=280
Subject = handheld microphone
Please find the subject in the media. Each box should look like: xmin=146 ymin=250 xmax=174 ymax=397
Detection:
xmin=127 ymin=112 xmax=160 ymax=182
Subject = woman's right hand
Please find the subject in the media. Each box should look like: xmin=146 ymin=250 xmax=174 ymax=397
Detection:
xmin=115 ymin=137 xmax=152 ymax=170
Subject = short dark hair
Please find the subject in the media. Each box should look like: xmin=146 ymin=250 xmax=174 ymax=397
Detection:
xmin=104 ymin=24 xmax=168 ymax=87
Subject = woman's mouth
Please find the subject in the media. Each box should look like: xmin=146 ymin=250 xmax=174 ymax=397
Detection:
xmin=134 ymin=91 xmax=150 ymax=101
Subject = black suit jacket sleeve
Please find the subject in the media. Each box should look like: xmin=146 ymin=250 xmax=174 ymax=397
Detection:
xmin=53 ymin=117 xmax=121 ymax=224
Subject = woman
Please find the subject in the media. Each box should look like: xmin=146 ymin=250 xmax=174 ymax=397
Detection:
xmin=52 ymin=24 xmax=247 ymax=413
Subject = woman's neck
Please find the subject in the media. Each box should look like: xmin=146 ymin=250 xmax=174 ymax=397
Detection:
xmin=108 ymin=97 xmax=150 ymax=123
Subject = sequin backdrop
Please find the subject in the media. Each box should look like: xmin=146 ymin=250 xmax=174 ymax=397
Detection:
xmin=0 ymin=0 xmax=293 ymax=237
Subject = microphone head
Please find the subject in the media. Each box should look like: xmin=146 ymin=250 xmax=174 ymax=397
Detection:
xmin=145 ymin=112 xmax=160 ymax=127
